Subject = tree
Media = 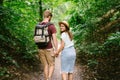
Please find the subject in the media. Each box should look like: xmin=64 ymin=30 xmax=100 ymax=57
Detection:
xmin=39 ymin=0 xmax=42 ymax=21
xmin=0 ymin=0 xmax=3 ymax=5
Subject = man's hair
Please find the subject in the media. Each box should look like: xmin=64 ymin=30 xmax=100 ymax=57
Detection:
xmin=43 ymin=10 xmax=52 ymax=18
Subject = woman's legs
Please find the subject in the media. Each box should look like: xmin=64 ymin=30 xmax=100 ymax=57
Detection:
xmin=62 ymin=73 xmax=68 ymax=80
xmin=61 ymin=73 xmax=73 ymax=80
xmin=68 ymin=73 xmax=73 ymax=80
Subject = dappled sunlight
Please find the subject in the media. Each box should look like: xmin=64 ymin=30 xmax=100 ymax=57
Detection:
xmin=0 ymin=0 xmax=120 ymax=80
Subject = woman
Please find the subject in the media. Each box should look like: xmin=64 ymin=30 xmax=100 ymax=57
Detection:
xmin=55 ymin=21 xmax=76 ymax=80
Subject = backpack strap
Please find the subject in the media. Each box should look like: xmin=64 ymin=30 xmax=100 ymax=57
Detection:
xmin=34 ymin=22 xmax=53 ymax=36
xmin=45 ymin=22 xmax=53 ymax=28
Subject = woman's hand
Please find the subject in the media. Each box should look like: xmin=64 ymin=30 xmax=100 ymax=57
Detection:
xmin=55 ymin=51 xmax=59 ymax=57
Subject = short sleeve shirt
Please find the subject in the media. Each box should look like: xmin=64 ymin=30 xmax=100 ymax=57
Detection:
xmin=61 ymin=32 xmax=74 ymax=48
xmin=39 ymin=22 xmax=56 ymax=49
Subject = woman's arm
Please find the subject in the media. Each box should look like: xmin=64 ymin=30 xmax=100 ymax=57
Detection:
xmin=55 ymin=39 xmax=64 ymax=57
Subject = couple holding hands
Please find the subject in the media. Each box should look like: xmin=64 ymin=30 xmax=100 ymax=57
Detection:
xmin=36 ymin=10 xmax=76 ymax=80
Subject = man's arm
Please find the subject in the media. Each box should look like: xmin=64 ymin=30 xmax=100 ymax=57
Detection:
xmin=52 ymin=33 xmax=58 ymax=51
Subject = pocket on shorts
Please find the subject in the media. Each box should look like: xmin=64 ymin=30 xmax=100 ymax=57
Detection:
xmin=46 ymin=48 xmax=55 ymax=57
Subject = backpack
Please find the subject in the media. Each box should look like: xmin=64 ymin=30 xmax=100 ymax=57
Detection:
xmin=34 ymin=22 xmax=52 ymax=48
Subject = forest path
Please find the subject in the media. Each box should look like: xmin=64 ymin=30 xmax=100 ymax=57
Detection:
xmin=12 ymin=54 xmax=84 ymax=80
xmin=39 ymin=54 xmax=83 ymax=80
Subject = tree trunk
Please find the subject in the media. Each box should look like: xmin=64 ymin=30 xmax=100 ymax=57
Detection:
xmin=98 ymin=19 xmax=120 ymax=33
xmin=39 ymin=0 xmax=42 ymax=21
xmin=0 ymin=0 xmax=3 ymax=5
xmin=99 ymin=5 xmax=120 ymax=22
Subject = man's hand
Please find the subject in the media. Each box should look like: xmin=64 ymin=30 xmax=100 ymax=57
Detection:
xmin=54 ymin=51 xmax=59 ymax=57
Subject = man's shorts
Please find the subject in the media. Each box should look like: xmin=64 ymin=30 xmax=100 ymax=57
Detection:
xmin=38 ymin=48 xmax=55 ymax=66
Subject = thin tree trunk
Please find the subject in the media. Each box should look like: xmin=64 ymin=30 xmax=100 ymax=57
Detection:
xmin=97 ymin=18 xmax=120 ymax=33
xmin=0 ymin=0 xmax=4 ymax=24
xmin=0 ymin=0 xmax=3 ymax=5
xmin=39 ymin=0 xmax=42 ymax=21
xmin=99 ymin=5 xmax=120 ymax=22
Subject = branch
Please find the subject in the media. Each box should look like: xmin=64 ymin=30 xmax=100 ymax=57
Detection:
xmin=97 ymin=18 xmax=120 ymax=33
xmin=99 ymin=5 xmax=120 ymax=22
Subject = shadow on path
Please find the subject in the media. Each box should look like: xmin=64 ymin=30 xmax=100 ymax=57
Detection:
xmin=11 ymin=55 xmax=83 ymax=80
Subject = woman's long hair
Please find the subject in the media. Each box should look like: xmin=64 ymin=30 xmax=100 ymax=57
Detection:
xmin=67 ymin=31 xmax=73 ymax=41
xmin=61 ymin=25 xmax=73 ymax=41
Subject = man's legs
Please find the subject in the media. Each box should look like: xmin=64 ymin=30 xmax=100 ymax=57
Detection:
xmin=46 ymin=49 xmax=55 ymax=80
xmin=44 ymin=65 xmax=49 ymax=80
xmin=38 ymin=49 xmax=49 ymax=80
xmin=48 ymin=65 xmax=55 ymax=80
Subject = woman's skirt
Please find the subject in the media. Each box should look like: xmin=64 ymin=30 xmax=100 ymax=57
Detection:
xmin=61 ymin=46 xmax=76 ymax=73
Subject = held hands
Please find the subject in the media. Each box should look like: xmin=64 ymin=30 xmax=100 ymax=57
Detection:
xmin=54 ymin=50 xmax=59 ymax=57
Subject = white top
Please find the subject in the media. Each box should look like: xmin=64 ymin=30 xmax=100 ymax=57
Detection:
xmin=61 ymin=32 xmax=74 ymax=48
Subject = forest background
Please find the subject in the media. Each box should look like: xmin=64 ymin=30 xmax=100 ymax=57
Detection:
xmin=0 ymin=0 xmax=120 ymax=80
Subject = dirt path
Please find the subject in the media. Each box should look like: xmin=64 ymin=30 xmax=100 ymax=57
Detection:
xmin=11 ymin=55 xmax=83 ymax=80
xmin=39 ymin=54 xmax=83 ymax=80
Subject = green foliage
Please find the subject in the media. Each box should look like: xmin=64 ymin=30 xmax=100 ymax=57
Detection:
xmin=104 ymin=32 xmax=120 ymax=46
xmin=0 ymin=0 xmax=120 ymax=79
xmin=0 ymin=67 xmax=7 ymax=76
xmin=87 ymin=59 xmax=98 ymax=68
xmin=103 ymin=32 xmax=120 ymax=52
xmin=68 ymin=0 xmax=120 ymax=79
xmin=0 ymin=0 xmax=39 ymax=78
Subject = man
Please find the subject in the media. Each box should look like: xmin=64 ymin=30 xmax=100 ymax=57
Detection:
xmin=38 ymin=10 xmax=58 ymax=80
